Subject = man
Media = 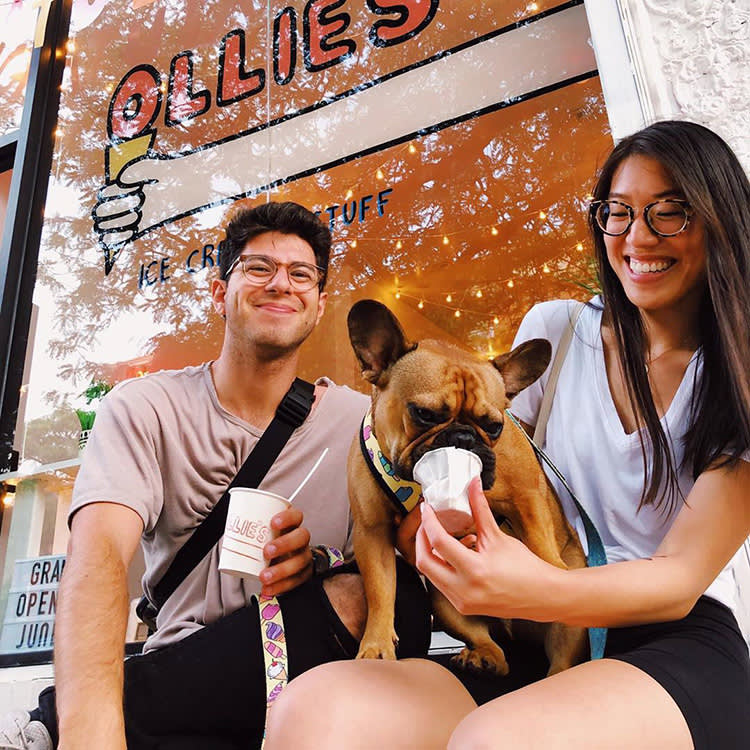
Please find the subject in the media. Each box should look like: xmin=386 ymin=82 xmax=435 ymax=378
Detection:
xmin=1 ymin=202 xmax=429 ymax=750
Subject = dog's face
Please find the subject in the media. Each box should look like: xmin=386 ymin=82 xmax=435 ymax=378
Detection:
xmin=348 ymin=300 xmax=551 ymax=489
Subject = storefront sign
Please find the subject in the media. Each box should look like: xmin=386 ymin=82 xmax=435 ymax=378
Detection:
xmin=0 ymin=555 xmax=65 ymax=653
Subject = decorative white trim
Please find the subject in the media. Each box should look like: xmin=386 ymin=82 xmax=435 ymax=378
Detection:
xmin=583 ymin=0 xmax=646 ymax=141
xmin=612 ymin=0 xmax=750 ymax=169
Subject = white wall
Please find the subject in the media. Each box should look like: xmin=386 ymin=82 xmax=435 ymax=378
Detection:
xmin=586 ymin=0 xmax=749 ymax=168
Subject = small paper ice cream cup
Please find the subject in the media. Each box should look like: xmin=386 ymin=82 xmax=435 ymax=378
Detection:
xmin=413 ymin=447 xmax=482 ymax=535
xmin=219 ymin=488 xmax=290 ymax=577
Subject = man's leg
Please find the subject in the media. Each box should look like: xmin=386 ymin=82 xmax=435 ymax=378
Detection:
xmin=15 ymin=558 xmax=430 ymax=749
xmin=126 ymin=558 xmax=429 ymax=747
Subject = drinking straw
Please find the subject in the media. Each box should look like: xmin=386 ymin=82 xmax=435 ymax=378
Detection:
xmin=288 ymin=448 xmax=329 ymax=503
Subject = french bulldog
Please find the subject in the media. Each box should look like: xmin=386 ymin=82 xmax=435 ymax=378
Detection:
xmin=347 ymin=299 xmax=588 ymax=676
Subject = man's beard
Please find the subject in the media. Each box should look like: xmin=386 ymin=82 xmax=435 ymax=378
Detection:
xmin=243 ymin=320 xmax=314 ymax=362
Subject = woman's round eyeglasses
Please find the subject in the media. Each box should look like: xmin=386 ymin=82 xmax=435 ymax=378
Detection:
xmin=590 ymin=199 xmax=692 ymax=238
xmin=225 ymin=254 xmax=324 ymax=291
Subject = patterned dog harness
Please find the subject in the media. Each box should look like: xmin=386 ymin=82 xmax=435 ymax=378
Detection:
xmin=359 ymin=408 xmax=423 ymax=515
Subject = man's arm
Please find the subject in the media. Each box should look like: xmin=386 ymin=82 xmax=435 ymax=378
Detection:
xmin=55 ymin=502 xmax=144 ymax=750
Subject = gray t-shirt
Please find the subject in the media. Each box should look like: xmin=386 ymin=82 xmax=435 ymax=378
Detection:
xmin=70 ymin=363 xmax=369 ymax=651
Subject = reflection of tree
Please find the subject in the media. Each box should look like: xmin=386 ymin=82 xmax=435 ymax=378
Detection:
xmin=22 ymin=407 xmax=79 ymax=464
xmin=27 ymin=1 xmax=612 ymax=464
xmin=0 ymin=30 xmax=32 ymax=135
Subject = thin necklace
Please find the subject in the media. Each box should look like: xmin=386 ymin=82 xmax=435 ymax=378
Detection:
xmin=645 ymin=341 xmax=694 ymax=374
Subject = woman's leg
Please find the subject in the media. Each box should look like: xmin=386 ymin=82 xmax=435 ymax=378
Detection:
xmin=449 ymin=657 xmax=693 ymax=750
xmin=265 ymin=658 xmax=476 ymax=750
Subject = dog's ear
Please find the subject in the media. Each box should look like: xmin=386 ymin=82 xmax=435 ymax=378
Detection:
xmin=492 ymin=338 xmax=551 ymax=399
xmin=348 ymin=300 xmax=415 ymax=384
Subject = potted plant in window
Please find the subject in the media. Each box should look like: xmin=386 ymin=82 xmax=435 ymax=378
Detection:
xmin=75 ymin=379 xmax=113 ymax=452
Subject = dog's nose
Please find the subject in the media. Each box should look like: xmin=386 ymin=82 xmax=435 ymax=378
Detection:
xmin=450 ymin=429 xmax=478 ymax=451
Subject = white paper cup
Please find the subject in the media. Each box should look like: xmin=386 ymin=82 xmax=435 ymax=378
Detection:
xmin=219 ymin=488 xmax=290 ymax=578
xmin=413 ymin=447 xmax=482 ymax=535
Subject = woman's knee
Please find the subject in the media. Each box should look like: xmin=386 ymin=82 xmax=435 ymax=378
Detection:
xmin=449 ymin=712 xmax=501 ymax=750
xmin=266 ymin=659 xmax=475 ymax=749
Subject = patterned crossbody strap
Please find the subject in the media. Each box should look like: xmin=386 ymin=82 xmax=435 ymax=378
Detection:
xmin=258 ymin=546 xmax=344 ymax=746
xmin=512 ymin=301 xmax=607 ymax=660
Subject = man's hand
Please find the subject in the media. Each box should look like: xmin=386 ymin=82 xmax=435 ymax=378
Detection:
xmin=259 ymin=506 xmax=313 ymax=596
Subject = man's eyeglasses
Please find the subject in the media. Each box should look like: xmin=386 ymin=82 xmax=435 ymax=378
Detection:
xmin=225 ymin=254 xmax=325 ymax=291
xmin=590 ymin=199 xmax=692 ymax=238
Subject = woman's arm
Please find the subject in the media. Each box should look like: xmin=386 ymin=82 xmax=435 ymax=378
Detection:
xmin=416 ymin=461 xmax=750 ymax=628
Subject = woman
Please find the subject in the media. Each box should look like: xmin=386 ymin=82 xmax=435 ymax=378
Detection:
xmin=265 ymin=120 xmax=750 ymax=749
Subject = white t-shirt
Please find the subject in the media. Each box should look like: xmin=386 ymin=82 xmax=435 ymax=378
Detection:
xmin=511 ymin=298 xmax=747 ymax=615
xmin=70 ymin=363 xmax=369 ymax=651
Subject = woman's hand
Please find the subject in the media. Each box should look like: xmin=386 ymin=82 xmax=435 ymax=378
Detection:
xmin=415 ymin=478 xmax=562 ymax=620
xmin=396 ymin=501 xmax=478 ymax=567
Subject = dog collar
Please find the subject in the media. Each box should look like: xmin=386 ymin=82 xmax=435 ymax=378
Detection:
xmin=359 ymin=409 xmax=423 ymax=516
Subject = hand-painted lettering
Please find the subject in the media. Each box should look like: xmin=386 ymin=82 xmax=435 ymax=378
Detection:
xmin=218 ymin=30 xmax=266 ymax=106
xmin=108 ymin=64 xmax=162 ymax=140
xmin=303 ymin=0 xmax=356 ymax=72
xmin=108 ymin=3 xmax=439 ymax=136
xmin=273 ymin=7 xmax=298 ymax=85
xmin=367 ymin=0 xmax=439 ymax=47
xmin=166 ymin=51 xmax=211 ymax=126
xmin=316 ymin=187 xmax=394 ymax=230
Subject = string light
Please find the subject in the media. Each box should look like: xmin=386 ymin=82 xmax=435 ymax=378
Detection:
xmin=491 ymin=227 xmax=499 ymax=236
xmin=376 ymin=169 xmax=384 ymax=180
xmin=396 ymin=240 xmax=402 ymax=250
xmin=374 ymin=237 xmax=585 ymax=326
xmin=576 ymin=242 xmax=584 ymax=252
xmin=66 ymin=40 xmax=76 ymax=53
xmin=442 ymin=235 xmax=449 ymax=245
xmin=538 ymin=210 xmax=547 ymax=220
xmin=409 ymin=143 xmax=417 ymax=154
xmin=345 ymin=189 xmax=354 ymax=200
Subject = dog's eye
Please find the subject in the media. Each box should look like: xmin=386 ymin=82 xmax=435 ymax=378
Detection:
xmin=482 ymin=420 xmax=504 ymax=439
xmin=408 ymin=404 xmax=440 ymax=426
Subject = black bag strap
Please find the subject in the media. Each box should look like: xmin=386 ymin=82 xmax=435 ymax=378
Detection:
xmin=149 ymin=377 xmax=315 ymax=611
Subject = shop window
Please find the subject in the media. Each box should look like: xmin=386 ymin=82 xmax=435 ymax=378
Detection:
xmin=0 ymin=166 xmax=12 ymax=240
xmin=0 ymin=0 xmax=612 ymax=661
xmin=0 ymin=0 xmax=37 ymax=138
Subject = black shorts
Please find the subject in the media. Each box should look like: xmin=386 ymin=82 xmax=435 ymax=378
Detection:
xmin=37 ymin=557 xmax=431 ymax=749
xmin=607 ymin=596 xmax=750 ymax=750
xmin=435 ymin=596 xmax=750 ymax=750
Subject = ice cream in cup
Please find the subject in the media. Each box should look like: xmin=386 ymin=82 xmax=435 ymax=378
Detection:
xmin=412 ymin=447 xmax=482 ymax=535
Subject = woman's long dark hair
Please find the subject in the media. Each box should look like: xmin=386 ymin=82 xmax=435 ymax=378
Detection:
xmin=587 ymin=120 xmax=750 ymax=511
